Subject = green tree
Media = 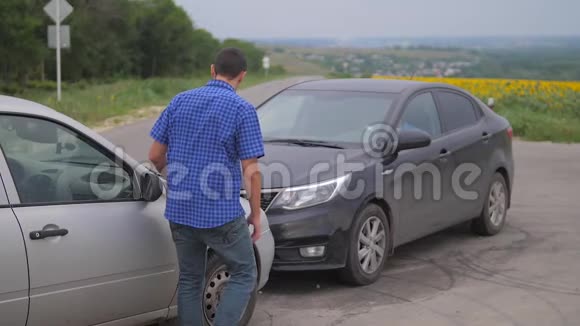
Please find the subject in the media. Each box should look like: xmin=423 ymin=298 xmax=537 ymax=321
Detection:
xmin=190 ymin=28 xmax=220 ymax=72
xmin=136 ymin=0 xmax=198 ymax=77
xmin=0 ymin=0 xmax=266 ymax=89
xmin=52 ymin=0 xmax=139 ymax=81
xmin=0 ymin=0 xmax=46 ymax=85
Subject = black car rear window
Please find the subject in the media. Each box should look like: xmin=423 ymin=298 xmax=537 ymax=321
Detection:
xmin=436 ymin=91 xmax=478 ymax=132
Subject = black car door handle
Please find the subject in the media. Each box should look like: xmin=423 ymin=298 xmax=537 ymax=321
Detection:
xmin=30 ymin=229 xmax=69 ymax=240
xmin=482 ymin=132 xmax=492 ymax=141
xmin=439 ymin=149 xmax=452 ymax=158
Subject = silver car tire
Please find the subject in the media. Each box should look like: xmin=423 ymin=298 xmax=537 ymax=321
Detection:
xmin=203 ymin=254 xmax=257 ymax=326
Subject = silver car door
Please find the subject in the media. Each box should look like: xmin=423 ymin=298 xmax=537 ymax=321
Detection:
xmin=0 ymin=158 xmax=29 ymax=326
xmin=0 ymin=114 xmax=177 ymax=326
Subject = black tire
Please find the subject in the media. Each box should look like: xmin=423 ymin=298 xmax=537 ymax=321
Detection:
xmin=203 ymin=254 xmax=257 ymax=326
xmin=472 ymin=172 xmax=509 ymax=236
xmin=339 ymin=203 xmax=390 ymax=286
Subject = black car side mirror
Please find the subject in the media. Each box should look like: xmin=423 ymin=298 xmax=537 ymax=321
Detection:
xmin=140 ymin=172 xmax=163 ymax=202
xmin=397 ymin=129 xmax=432 ymax=152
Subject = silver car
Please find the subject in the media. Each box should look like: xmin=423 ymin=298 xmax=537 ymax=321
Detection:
xmin=0 ymin=95 xmax=275 ymax=326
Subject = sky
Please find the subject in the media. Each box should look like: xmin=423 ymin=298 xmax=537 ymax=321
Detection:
xmin=174 ymin=0 xmax=580 ymax=39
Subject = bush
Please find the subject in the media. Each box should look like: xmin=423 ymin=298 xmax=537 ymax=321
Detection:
xmin=327 ymin=72 xmax=353 ymax=78
xmin=26 ymin=80 xmax=60 ymax=91
xmin=0 ymin=82 xmax=23 ymax=95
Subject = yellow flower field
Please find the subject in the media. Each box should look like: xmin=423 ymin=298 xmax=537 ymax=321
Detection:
xmin=373 ymin=76 xmax=580 ymax=111
xmin=373 ymin=76 xmax=580 ymax=142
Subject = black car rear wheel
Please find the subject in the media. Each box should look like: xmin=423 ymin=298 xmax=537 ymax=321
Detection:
xmin=339 ymin=203 xmax=389 ymax=285
xmin=472 ymin=172 xmax=509 ymax=236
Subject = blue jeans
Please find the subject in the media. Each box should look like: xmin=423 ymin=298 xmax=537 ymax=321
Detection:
xmin=170 ymin=217 xmax=257 ymax=326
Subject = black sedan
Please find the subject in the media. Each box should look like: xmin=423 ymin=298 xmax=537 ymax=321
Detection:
xmin=254 ymin=78 xmax=514 ymax=285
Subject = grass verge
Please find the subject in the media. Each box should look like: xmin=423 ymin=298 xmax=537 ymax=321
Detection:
xmin=495 ymin=106 xmax=580 ymax=143
xmin=17 ymin=74 xmax=286 ymax=127
xmin=12 ymin=75 xmax=580 ymax=142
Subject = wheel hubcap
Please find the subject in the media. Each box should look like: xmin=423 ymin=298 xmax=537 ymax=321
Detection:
xmin=203 ymin=266 xmax=230 ymax=324
xmin=489 ymin=181 xmax=507 ymax=226
xmin=358 ymin=216 xmax=387 ymax=274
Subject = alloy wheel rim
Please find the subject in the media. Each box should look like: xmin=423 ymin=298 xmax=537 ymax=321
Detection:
xmin=203 ymin=266 xmax=230 ymax=324
xmin=358 ymin=216 xmax=387 ymax=274
xmin=489 ymin=181 xmax=507 ymax=226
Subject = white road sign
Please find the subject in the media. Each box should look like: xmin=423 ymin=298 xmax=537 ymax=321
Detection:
xmin=44 ymin=0 xmax=73 ymax=23
xmin=48 ymin=25 xmax=70 ymax=49
xmin=262 ymin=56 xmax=271 ymax=70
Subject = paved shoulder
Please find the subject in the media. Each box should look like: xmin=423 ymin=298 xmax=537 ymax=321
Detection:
xmin=101 ymin=76 xmax=321 ymax=162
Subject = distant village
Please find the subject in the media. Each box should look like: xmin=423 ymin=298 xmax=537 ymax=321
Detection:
xmin=297 ymin=52 xmax=477 ymax=78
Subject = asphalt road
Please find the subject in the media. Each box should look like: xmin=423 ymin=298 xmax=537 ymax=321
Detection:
xmin=103 ymin=78 xmax=580 ymax=326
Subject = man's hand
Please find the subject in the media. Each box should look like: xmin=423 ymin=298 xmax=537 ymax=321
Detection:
xmin=248 ymin=213 xmax=261 ymax=242
xmin=242 ymin=158 xmax=262 ymax=242
xmin=149 ymin=141 xmax=168 ymax=172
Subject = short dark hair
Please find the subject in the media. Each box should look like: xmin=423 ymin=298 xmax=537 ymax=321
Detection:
xmin=214 ymin=48 xmax=247 ymax=79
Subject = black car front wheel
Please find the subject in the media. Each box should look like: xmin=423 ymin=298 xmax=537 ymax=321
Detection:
xmin=340 ymin=203 xmax=390 ymax=285
xmin=203 ymin=254 xmax=257 ymax=326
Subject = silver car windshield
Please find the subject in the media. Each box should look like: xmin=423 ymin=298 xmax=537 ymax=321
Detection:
xmin=258 ymin=90 xmax=397 ymax=144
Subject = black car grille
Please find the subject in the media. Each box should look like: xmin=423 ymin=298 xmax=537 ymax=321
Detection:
xmin=241 ymin=191 xmax=279 ymax=211
xmin=260 ymin=192 xmax=279 ymax=211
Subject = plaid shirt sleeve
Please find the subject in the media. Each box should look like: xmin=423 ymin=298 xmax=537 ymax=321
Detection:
xmin=150 ymin=101 xmax=173 ymax=145
xmin=236 ymin=104 xmax=265 ymax=160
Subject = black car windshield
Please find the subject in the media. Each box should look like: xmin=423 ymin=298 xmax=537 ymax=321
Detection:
xmin=258 ymin=90 xmax=397 ymax=145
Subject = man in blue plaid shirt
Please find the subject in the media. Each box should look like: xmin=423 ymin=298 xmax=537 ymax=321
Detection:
xmin=148 ymin=48 xmax=264 ymax=326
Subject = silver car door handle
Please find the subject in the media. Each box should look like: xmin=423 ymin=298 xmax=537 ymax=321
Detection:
xmin=30 ymin=228 xmax=69 ymax=240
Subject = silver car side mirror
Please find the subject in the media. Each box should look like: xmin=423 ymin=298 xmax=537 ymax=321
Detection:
xmin=140 ymin=172 xmax=163 ymax=202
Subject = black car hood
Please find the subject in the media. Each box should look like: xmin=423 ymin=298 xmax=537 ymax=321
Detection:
xmin=259 ymin=143 xmax=376 ymax=189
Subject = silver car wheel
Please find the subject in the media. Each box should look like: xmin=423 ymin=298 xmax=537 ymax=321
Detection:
xmin=489 ymin=181 xmax=507 ymax=226
xmin=358 ymin=216 xmax=386 ymax=274
xmin=203 ymin=265 xmax=230 ymax=324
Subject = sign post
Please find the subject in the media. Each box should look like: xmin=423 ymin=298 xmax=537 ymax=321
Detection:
xmin=262 ymin=56 xmax=270 ymax=77
xmin=44 ymin=0 xmax=73 ymax=102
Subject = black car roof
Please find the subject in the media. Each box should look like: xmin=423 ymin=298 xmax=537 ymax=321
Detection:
xmin=288 ymin=78 xmax=434 ymax=93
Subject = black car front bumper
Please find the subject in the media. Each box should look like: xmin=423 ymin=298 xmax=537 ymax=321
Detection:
xmin=265 ymin=200 xmax=359 ymax=271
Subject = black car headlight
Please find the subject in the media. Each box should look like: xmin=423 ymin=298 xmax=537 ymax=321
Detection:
xmin=270 ymin=174 xmax=351 ymax=210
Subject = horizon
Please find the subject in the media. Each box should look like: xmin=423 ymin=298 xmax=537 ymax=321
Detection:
xmin=246 ymin=35 xmax=580 ymax=40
